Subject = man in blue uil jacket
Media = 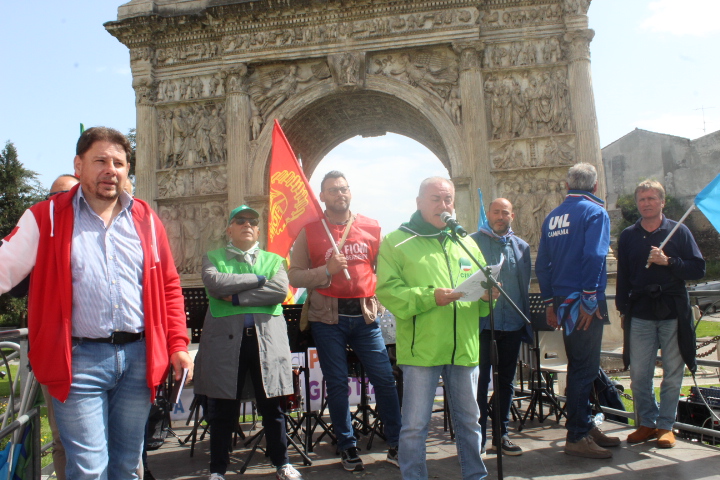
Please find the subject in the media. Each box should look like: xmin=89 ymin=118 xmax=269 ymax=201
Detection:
xmin=536 ymin=163 xmax=620 ymax=459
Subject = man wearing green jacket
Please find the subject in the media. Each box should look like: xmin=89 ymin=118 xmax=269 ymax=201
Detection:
xmin=376 ymin=177 xmax=494 ymax=480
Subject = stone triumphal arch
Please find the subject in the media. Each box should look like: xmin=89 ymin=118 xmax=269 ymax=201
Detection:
xmin=106 ymin=0 xmax=605 ymax=282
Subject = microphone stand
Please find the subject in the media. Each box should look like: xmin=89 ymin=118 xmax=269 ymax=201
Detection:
xmin=446 ymin=229 xmax=531 ymax=480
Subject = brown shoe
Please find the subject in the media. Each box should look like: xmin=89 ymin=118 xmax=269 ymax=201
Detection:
xmin=564 ymin=436 xmax=613 ymax=459
xmin=589 ymin=427 xmax=621 ymax=447
xmin=657 ymin=429 xmax=676 ymax=448
xmin=627 ymin=426 xmax=658 ymax=444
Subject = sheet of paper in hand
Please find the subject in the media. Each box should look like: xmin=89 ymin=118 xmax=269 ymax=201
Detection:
xmin=452 ymin=254 xmax=504 ymax=302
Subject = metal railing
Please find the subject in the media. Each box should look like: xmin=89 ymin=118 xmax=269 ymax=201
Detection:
xmin=0 ymin=329 xmax=41 ymax=480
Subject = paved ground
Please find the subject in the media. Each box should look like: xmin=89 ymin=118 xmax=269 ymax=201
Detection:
xmin=126 ymin=409 xmax=720 ymax=480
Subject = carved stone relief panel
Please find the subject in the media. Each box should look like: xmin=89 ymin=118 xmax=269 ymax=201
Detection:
xmin=247 ymin=62 xmax=331 ymax=120
xmin=133 ymin=78 xmax=157 ymax=105
xmin=156 ymin=72 xmax=227 ymax=103
xmin=153 ymin=41 xmax=221 ymax=67
xmin=216 ymin=8 xmax=476 ymax=55
xmin=157 ymin=103 xmax=226 ymax=169
xmin=328 ymin=52 xmax=366 ymax=89
xmin=490 ymin=135 xmax=575 ymax=171
xmin=159 ymin=200 xmax=228 ymax=275
xmin=157 ymin=164 xmax=228 ymax=199
xmin=484 ymin=68 xmax=572 ymax=141
xmin=369 ymin=47 xmax=461 ymax=124
xmin=564 ymin=0 xmax=592 ymax=16
xmin=483 ymin=37 xmax=564 ymax=69
xmin=494 ymin=169 xmax=569 ymax=249
xmin=477 ymin=4 xmax=564 ymax=28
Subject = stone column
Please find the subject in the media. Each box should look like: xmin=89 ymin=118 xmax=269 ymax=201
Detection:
xmin=224 ymin=65 xmax=251 ymax=209
xmin=453 ymin=42 xmax=491 ymax=228
xmin=133 ymin=78 xmax=158 ymax=207
xmin=564 ymin=28 xmax=607 ymax=201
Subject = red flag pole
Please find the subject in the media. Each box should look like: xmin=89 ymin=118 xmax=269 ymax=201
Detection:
xmin=320 ymin=219 xmax=352 ymax=281
xmin=268 ymin=120 xmax=350 ymax=280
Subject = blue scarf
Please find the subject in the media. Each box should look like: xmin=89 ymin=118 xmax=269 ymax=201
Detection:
xmin=478 ymin=221 xmax=514 ymax=244
xmin=557 ymin=292 xmax=598 ymax=335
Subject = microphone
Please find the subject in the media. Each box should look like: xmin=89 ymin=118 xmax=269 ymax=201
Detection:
xmin=440 ymin=212 xmax=468 ymax=237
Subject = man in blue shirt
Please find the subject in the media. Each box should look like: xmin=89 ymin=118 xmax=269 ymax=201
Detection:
xmin=536 ymin=163 xmax=620 ymax=459
xmin=617 ymin=180 xmax=704 ymax=448
xmin=471 ymin=198 xmax=531 ymax=456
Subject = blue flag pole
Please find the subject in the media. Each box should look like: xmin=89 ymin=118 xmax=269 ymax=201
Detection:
xmin=646 ymin=173 xmax=720 ymax=268
xmin=477 ymin=188 xmax=488 ymax=231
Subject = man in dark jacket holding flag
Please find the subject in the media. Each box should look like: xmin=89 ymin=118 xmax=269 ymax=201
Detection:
xmin=617 ymin=179 xmax=704 ymax=449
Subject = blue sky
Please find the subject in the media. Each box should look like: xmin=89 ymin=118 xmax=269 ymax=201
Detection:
xmin=1 ymin=0 xmax=719 ymax=233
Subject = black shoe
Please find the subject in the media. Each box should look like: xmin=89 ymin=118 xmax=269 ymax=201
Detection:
xmin=340 ymin=447 xmax=364 ymax=472
xmin=386 ymin=446 xmax=399 ymax=467
xmin=500 ymin=436 xmax=523 ymax=456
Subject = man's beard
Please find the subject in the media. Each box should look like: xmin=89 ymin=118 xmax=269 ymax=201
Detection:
xmin=326 ymin=200 xmax=350 ymax=214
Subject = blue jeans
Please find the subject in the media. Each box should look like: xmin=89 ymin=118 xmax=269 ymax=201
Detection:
xmin=629 ymin=318 xmax=684 ymax=430
xmin=311 ymin=316 xmax=401 ymax=450
xmin=53 ymin=339 xmax=150 ymax=480
xmin=562 ymin=309 xmax=603 ymax=443
xmin=399 ymin=364 xmax=487 ymax=480
xmin=477 ymin=328 xmax=523 ymax=446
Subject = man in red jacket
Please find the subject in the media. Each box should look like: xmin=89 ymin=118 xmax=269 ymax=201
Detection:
xmin=0 ymin=127 xmax=192 ymax=479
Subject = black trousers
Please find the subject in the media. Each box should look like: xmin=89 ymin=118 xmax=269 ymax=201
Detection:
xmin=476 ymin=328 xmax=524 ymax=445
xmin=207 ymin=333 xmax=288 ymax=474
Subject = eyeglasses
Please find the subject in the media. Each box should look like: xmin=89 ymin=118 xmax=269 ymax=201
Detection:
xmin=324 ymin=186 xmax=350 ymax=196
xmin=232 ymin=217 xmax=259 ymax=227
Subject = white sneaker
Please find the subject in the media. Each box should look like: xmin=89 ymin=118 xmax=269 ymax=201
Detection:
xmin=276 ymin=464 xmax=303 ymax=480
xmin=208 ymin=474 xmax=225 ymax=480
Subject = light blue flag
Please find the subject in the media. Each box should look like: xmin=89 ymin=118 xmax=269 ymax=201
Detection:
xmin=477 ymin=188 xmax=488 ymax=231
xmin=696 ymin=173 xmax=720 ymax=234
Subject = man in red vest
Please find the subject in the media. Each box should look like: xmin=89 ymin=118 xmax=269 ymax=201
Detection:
xmin=289 ymin=171 xmax=401 ymax=472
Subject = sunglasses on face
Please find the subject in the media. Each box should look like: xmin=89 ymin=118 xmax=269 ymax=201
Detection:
xmin=232 ymin=217 xmax=259 ymax=227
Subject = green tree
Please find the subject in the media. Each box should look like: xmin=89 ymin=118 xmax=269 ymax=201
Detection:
xmin=0 ymin=141 xmax=47 ymax=326
xmin=126 ymin=128 xmax=136 ymax=177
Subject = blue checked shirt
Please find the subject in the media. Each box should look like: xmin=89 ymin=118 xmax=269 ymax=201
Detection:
xmin=70 ymin=187 xmax=144 ymax=338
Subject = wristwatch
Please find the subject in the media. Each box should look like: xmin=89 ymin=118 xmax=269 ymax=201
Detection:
xmin=668 ymin=257 xmax=677 ymax=267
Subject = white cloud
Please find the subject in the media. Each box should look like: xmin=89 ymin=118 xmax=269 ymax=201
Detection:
xmin=641 ymin=0 xmax=720 ymax=36
xmin=309 ymin=134 xmax=449 ymax=234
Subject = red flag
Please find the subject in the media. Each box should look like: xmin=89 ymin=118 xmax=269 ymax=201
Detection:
xmin=268 ymin=120 xmax=323 ymax=259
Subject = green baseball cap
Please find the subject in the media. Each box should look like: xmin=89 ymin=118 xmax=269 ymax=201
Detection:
xmin=228 ymin=204 xmax=260 ymax=224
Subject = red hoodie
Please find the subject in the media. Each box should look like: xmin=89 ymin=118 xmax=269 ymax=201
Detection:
xmin=0 ymin=184 xmax=188 ymax=402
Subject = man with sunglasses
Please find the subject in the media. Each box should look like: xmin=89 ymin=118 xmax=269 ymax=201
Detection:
xmin=194 ymin=205 xmax=302 ymax=480
xmin=288 ymin=171 xmax=401 ymax=472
